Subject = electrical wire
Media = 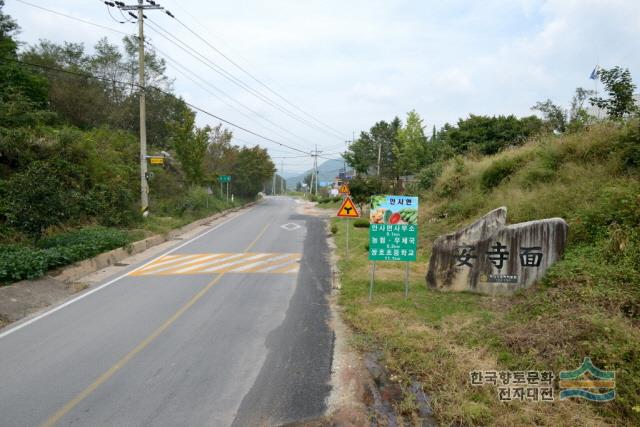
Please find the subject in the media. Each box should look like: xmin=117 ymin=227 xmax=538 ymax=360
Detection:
xmin=0 ymin=56 xmax=312 ymax=156
xmin=145 ymin=18 xmax=338 ymax=144
xmin=146 ymin=39 xmax=313 ymax=152
xmin=14 ymin=0 xmax=129 ymax=36
xmin=12 ymin=0 xmax=345 ymax=158
xmin=163 ymin=11 xmax=349 ymax=140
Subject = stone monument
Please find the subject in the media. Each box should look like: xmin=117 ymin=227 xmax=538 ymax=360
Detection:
xmin=426 ymin=207 xmax=568 ymax=295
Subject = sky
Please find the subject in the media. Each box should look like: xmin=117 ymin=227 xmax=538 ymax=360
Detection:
xmin=5 ymin=0 xmax=640 ymax=176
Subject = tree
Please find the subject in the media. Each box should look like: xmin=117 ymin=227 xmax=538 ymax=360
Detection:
xmin=230 ymin=146 xmax=275 ymax=197
xmin=343 ymin=118 xmax=401 ymax=179
xmin=590 ymin=66 xmax=638 ymax=119
xmin=438 ymin=114 xmax=543 ymax=155
xmin=0 ymin=2 xmax=51 ymax=127
xmin=348 ymin=176 xmax=386 ymax=211
xmin=531 ymin=99 xmax=567 ymax=133
xmin=568 ymin=87 xmax=595 ymax=131
xmin=169 ymin=109 xmax=209 ymax=186
xmin=395 ymin=110 xmax=427 ymax=175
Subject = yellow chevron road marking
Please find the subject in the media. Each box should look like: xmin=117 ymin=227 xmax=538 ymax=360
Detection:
xmin=129 ymin=252 xmax=302 ymax=276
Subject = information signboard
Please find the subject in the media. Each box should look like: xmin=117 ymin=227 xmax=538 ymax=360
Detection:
xmin=368 ymin=195 xmax=419 ymax=262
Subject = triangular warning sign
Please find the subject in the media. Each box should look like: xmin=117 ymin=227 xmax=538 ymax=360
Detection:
xmin=337 ymin=196 xmax=359 ymax=218
xmin=338 ymin=184 xmax=350 ymax=194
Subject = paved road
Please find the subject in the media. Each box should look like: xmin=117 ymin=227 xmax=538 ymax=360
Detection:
xmin=0 ymin=197 xmax=334 ymax=427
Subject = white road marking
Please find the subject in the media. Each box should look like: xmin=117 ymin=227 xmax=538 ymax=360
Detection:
xmin=232 ymin=254 xmax=293 ymax=272
xmin=171 ymin=253 xmax=245 ymax=274
xmin=257 ymin=258 xmax=300 ymax=273
xmin=0 ymin=206 xmax=256 ymax=340
xmin=201 ymin=254 xmax=269 ymax=272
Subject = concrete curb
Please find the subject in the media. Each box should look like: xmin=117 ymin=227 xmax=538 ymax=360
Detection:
xmin=51 ymin=201 xmax=257 ymax=284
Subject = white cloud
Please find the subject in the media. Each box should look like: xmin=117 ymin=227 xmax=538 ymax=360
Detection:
xmin=4 ymin=0 xmax=640 ymax=170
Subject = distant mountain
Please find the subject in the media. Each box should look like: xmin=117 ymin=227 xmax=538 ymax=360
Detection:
xmin=287 ymin=157 xmax=350 ymax=186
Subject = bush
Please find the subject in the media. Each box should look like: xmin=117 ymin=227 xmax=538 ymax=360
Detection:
xmin=331 ymin=224 xmax=338 ymax=234
xmin=0 ymin=227 xmax=131 ymax=284
xmin=417 ymin=162 xmax=443 ymax=190
xmin=353 ymin=219 xmax=370 ymax=228
xmin=619 ymin=119 xmax=640 ymax=170
xmin=2 ymin=160 xmax=85 ymax=238
xmin=481 ymin=157 xmax=520 ymax=191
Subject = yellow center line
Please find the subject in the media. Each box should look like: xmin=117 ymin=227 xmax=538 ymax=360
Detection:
xmin=41 ymin=222 xmax=274 ymax=427
xmin=243 ymin=223 xmax=271 ymax=252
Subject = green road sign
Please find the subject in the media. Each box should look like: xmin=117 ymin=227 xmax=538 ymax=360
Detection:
xmin=218 ymin=175 xmax=231 ymax=183
xmin=369 ymin=224 xmax=418 ymax=261
xmin=369 ymin=195 xmax=419 ymax=261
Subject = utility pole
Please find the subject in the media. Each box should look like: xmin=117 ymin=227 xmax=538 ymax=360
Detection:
xmin=272 ymin=172 xmax=276 ymax=196
xmin=120 ymin=0 xmax=163 ymax=215
xmin=280 ymin=159 xmax=284 ymax=194
xmin=310 ymin=145 xmax=322 ymax=196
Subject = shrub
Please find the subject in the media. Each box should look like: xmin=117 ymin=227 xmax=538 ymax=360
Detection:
xmin=353 ymin=219 xmax=370 ymax=228
xmin=2 ymin=160 xmax=85 ymax=238
xmin=417 ymin=162 xmax=443 ymax=190
xmin=331 ymin=224 xmax=338 ymax=234
xmin=619 ymin=119 xmax=640 ymax=170
xmin=0 ymin=227 xmax=131 ymax=284
xmin=0 ymin=245 xmax=49 ymax=283
xmin=480 ymin=157 xmax=520 ymax=191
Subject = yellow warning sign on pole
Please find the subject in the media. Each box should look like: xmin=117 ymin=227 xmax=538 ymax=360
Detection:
xmin=338 ymin=184 xmax=350 ymax=195
xmin=149 ymin=157 xmax=164 ymax=165
xmin=337 ymin=196 xmax=359 ymax=218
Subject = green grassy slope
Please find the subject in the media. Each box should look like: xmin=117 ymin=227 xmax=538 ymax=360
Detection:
xmin=333 ymin=120 xmax=640 ymax=426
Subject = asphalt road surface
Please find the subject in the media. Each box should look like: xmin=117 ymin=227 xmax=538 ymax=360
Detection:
xmin=0 ymin=197 xmax=334 ymax=427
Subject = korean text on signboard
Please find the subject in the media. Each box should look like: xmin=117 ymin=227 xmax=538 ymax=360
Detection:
xmin=369 ymin=195 xmax=419 ymax=262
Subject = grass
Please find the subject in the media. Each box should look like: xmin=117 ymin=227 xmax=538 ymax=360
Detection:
xmin=333 ymin=121 xmax=640 ymax=426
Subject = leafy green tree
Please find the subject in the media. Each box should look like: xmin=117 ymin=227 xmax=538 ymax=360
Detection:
xmin=169 ymin=110 xmax=209 ymax=186
xmin=590 ymin=66 xmax=638 ymax=119
xmin=348 ymin=176 xmax=386 ymax=211
xmin=230 ymin=146 xmax=276 ymax=197
xmin=438 ymin=114 xmax=543 ymax=155
xmin=531 ymin=99 xmax=567 ymax=133
xmin=395 ymin=110 xmax=427 ymax=175
xmin=568 ymin=87 xmax=595 ymax=132
xmin=344 ymin=118 xmax=401 ymax=179
xmin=0 ymin=2 xmax=51 ymax=127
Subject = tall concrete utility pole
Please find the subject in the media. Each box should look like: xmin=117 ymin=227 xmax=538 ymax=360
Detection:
xmin=310 ymin=145 xmax=321 ymax=196
xmin=272 ymin=172 xmax=276 ymax=196
xmin=280 ymin=159 xmax=284 ymax=194
xmin=121 ymin=0 xmax=163 ymax=215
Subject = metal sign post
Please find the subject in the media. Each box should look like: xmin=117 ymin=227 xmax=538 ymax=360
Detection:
xmin=369 ymin=261 xmax=376 ymax=301
xmin=346 ymin=218 xmax=349 ymax=260
xmin=336 ymin=196 xmax=359 ymax=261
xmin=404 ymin=262 xmax=410 ymax=299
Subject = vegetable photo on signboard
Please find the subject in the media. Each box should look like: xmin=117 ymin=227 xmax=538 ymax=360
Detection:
xmin=370 ymin=195 xmax=418 ymax=225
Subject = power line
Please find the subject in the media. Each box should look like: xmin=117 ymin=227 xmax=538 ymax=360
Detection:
xmin=1 ymin=56 xmax=312 ymax=156
xmin=144 ymin=18 xmax=337 ymax=144
xmin=14 ymin=0 xmax=129 ymax=36
xmin=11 ymin=0 xmax=339 ymax=160
xmin=146 ymin=39 xmax=312 ymax=153
xmin=163 ymin=11 xmax=349 ymax=140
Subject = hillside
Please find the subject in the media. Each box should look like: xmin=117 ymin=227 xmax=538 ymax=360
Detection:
xmin=332 ymin=120 xmax=640 ymax=425
xmin=287 ymin=157 xmax=347 ymax=186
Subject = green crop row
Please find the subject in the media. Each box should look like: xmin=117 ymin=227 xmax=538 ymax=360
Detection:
xmin=0 ymin=227 xmax=130 ymax=285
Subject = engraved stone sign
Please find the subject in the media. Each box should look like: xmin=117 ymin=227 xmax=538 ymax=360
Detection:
xmin=426 ymin=207 xmax=568 ymax=295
